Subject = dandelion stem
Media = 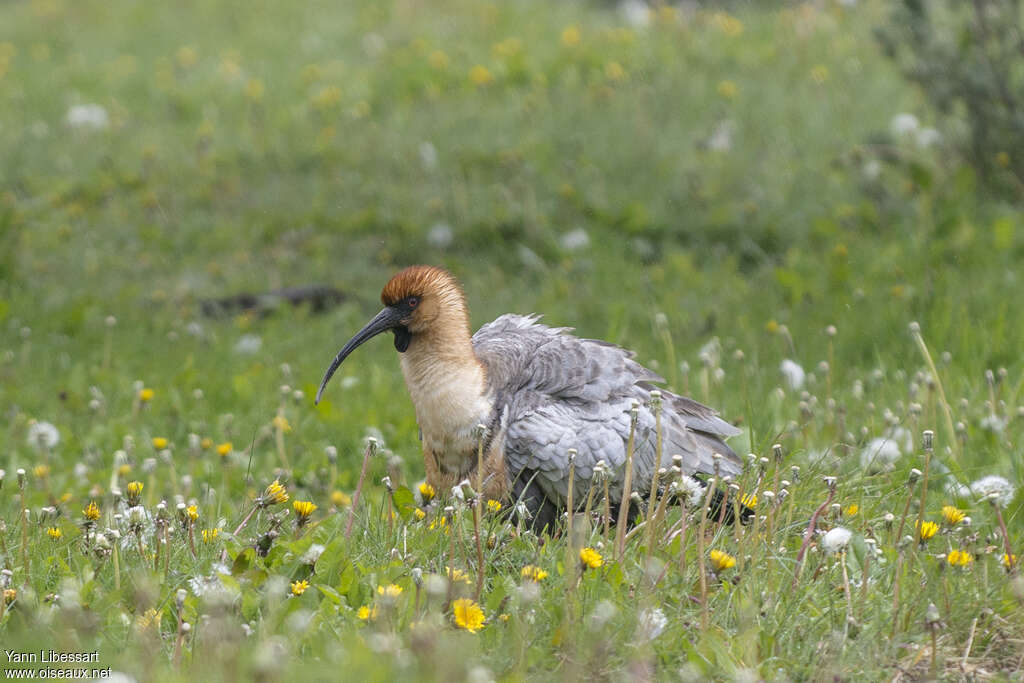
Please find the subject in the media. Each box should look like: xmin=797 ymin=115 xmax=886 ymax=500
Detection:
xmin=615 ymin=404 xmax=639 ymax=560
xmin=345 ymin=439 xmax=377 ymax=541
xmin=910 ymin=324 xmax=961 ymax=468
xmin=696 ymin=475 xmax=716 ymax=631
xmin=644 ymin=393 xmax=664 ymax=566
xmin=793 ymin=481 xmax=836 ymax=588
xmin=991 ymin=502 xmax=1017 ymax=574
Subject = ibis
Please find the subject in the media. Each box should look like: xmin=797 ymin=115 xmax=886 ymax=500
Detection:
xmin=316 ymin=265 xmax=741 ymax=529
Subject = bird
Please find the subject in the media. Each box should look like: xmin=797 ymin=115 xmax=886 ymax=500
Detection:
xmin=315 ymin=265 xmax=742 ymax=530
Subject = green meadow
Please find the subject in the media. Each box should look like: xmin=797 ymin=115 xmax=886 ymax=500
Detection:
xmin=0 ymin=0 xmax=1021 ymax=679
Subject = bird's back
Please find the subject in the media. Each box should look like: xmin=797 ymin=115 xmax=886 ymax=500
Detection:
xmin=472 ymin=314 xmax=741 ymax=511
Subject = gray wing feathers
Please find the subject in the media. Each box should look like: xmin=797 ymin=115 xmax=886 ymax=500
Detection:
xmin=474 ymin=315 xmax=741 ymax=505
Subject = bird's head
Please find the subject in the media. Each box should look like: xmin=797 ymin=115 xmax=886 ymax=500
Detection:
xmin=315 ymin=265 xmax=467 ymax=404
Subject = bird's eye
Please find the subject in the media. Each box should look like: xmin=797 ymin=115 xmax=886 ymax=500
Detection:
xmin=406 ymin=296 xmax=419 ymax=309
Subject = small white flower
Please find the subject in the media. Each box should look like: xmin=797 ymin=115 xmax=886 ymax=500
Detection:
xmin=27 ymin=421 xmax=60 ymax=450
xmin=636 ymin=607 xmax=667 ymax=642
xmin=969 ymin=475 xmax=1015 ymax=507
xmin=822 ymin=527 xmax=853 ymax=554
xmin=890 ymin=113 xmax=919 ymax=138
xmin=559 ymin=228 xmax=590 ymax=251
xmin=780 ymin=359 xmax=805 ymax=390
xmin=66 ymin=104 xmax=109 ymax=130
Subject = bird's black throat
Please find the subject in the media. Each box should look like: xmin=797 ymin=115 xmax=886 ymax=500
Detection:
xmin=393 ymin=326 xmax=411 ymax=352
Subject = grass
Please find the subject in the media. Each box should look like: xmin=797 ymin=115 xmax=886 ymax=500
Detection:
xmin=1 ymin=0 xmax=1022 ymax=679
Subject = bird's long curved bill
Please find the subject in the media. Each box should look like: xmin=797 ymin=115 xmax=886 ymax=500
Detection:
xmin=315 ymin=307 xmax=401 ymax=404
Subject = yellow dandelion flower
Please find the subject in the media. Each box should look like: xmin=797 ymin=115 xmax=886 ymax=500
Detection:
xmin=1002 ymin=553 xmax=1017 ymax=569
xmin=118 ymin=463 xmax=132 ymax=477
xmin=486 ymin=499 xmax=502 ymax=513
xmin=33 ymin=464 xmax=50 ymax=478
xmin=83 ymin=501 xmax=101 ymax=521
xmin=200 ymin=437 xmax=213 ymax=450
xmin=493 ymin=38 xmax=522 ymax=59
xmin=47 ymin=527 xmax=62 ymax=540
xmin=917 ymin=520 xmax=939 ymax=542
xmin=428 ymin=50 xmax=449 ymax=70
xmin=941 ymin=505 xmax=965 ymax=526
xmin=946 ymin=549 xmax=972 ymax=567
xmin=216 ymin=442 xmax=232 ymax=456
xmin=331 ymin=490 xmax=351 ymax=507
xmin=995 ymin=152 xmax=1010 ymax=168
xmin=377 ymin=584 xmax=403 ymax=599
xmin=712 ymin=12 xmax=744 ymax=37
xmin=151 ymin=437 xmax=168 ymax=450
xmin=4 ymin=589 xmax=16 ymax=604
xmin=357 ymin=604 xmax=378 ymax=621
xmin=176 ymin=45 xmax=198 ymax=68
xmin=580 ymin=547 xmax=603 ymax=569
xmin=310 ymin=85 xmax=341 ymax=110
xmin=272 ymin=415 xmax=292 ymax=433
xmin=561 ymin=26 xmax=581 ymax=47
xmin=446 ymin=567 xmax=472 ymax=585
xmin=244 ymin=78 xmax=264 ymax=101
xmin=414 ymin=508 xmax=426 ymax=520
xmin=202 ymin=528 xmax=219 ymax=543
xmin=262 ymin=479 xmax=289 ymax=505
xmin=469 ymin=65 xmax=493 ymax=87
xmin=126 ymin=480 xmax=143 ymax=496
xmin=186 ymin=505 xmax=198 ymax=522
xmin=498 ymin=613 xmax=510 ymax=622
xmin=429 ymin=516 xmax=448 ymax=531
xmin=293 ymin=500 xmax=317 ymax=519
xmin=135 ymin=607 xmax=160 ymax=631
xmin=717 ymin=80 xmax=738 ymax=99
xmin=521 ymin=565 xmax=548 ymax=582
xmin=741 ymin=493 xmax=757 ymax=508
xmin=710 ymin=549 xmax=736 ymax=572
xmin=845 ymin=504 xmax=859 ymax=517
xmin=418 ymin=482 xmax=436 ymax=502
xmin=765 ymin=319 xmax=780 ymax=334
xmin=138 ymin=388 xmax=155 ymax=402
xmin=452 ymin=598 xmax=485 ymax=633
xmin=290 ymin=580 xmax=309 ymax=596
xmin=604 ymin=61 xmax=625 ymax=82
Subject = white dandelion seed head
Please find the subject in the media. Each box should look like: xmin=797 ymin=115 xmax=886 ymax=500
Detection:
xmin=27 ymin=421 xmax=60 ymax=450
xmin=822 ymin=527 xmax=853 ymax=554
xmin=890 ymin=113 xmax=920 ymax=138
xmin=234 ymin=334 xmax=262 ymax=355
xmin=66 ymin=103 xmax=109 ymax=130
xmin=636 ymin=607 xmax=667 ymax=642
xmin=780 ymin=359 xmax=805 ymax=391
xmin=559 ymin=228 xmax=590 ymax=252
xmin=970 ymin=475 xmax=1015 ymax=507
xmin=678 ymin=475 xmax=704 ymax=508
xmin=619 ymin=0 xmax=651 ymax=28
xmin=859 ymin=436 xmax=904 ymax=472
xmin=916 ymin=127 xmax=941 ymax=148
xmin=301 ymin=544 xmax=325 ymax=565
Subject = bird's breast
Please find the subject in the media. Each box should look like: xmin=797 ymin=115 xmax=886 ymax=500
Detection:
xmin=399 ymin=352 xmax=494 ymax=473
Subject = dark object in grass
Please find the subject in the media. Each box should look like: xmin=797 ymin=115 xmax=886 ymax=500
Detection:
xmin=510 ymin=473 xmax=753 ymax=533
xmin=200 ymin=285 xmax=344 ymax=318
